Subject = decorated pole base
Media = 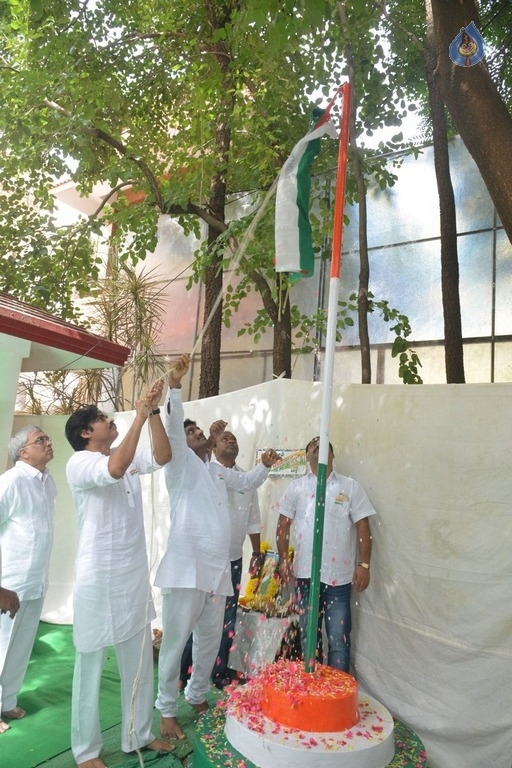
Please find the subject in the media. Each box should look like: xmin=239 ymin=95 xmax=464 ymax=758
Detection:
xmin=226 ymin=692 xmax=394 ymax=768
xmin=194 ymin=705 xmax=426 ymax=768
xmin=194 ymin=661 xmax=427 ymax=768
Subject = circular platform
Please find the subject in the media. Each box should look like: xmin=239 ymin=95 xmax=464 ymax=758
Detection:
xmin=193 ymin=701 xmax=427 ymax=768
xmin=226 ymin=692 xmax=394 ymax=768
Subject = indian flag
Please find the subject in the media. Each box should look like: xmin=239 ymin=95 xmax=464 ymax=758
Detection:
xmin=275 ymin=110 xmax=338 ymax=277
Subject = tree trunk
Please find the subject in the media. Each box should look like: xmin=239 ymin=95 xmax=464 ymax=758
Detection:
xmin=243 ymin=267 xmax=292 ymax=379
xmin=338 ymin=2 xmax=372 ymax=382
xmin=349 ymin=84 xmax=371 ymax=384
xmin=424 ymin=1 xmax=465 ymax=382
xmin=199 ymin=245 xmax=223 ymax=398
xmin=272 ymin=275 xmax=292 ymax=378
xmin=197 ymin=1 xmax=237 ymax=398
xmin=198 ymin=133 xmax=229 ymax=398
xmin=356 ymin=197 xmax=371 ymax=384
xmin=429 ymin=0 xmax=512 ymax=245
xmin=197 ymin=3 xmax=237 ymax=398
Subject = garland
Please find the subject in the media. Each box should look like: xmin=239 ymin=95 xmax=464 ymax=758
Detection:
xmin=239 ymin=540 xmax=294 ymax=617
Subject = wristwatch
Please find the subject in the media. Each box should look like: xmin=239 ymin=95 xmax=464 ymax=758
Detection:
xmin=357 ymin=562 xmax=370 ymax=570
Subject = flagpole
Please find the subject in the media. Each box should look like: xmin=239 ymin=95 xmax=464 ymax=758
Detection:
xmin=304 ymin=81 xmax=352 ymax=673
xmin=311 ymin=83 xmax=345 ymax=129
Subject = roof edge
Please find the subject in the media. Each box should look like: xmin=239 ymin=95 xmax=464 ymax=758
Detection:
xmin=0 ymin=292 xmax=130 ymax=368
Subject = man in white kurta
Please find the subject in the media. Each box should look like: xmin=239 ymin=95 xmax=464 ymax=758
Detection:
xmin=210 ymin=431 xmax=262 ymax=688
xmin=155 ymin=354 xmax=278 ymax=741
xmin=0 ymin=426 xmax=56 ymax=734
xmin=65 ymin=382 xmax=173 ymax=768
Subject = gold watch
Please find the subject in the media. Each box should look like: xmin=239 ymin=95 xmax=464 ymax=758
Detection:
xmin=357 ymin=562 xmax=370 ymax=570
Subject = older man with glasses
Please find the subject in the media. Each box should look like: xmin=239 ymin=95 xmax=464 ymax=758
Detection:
xmin=0 ymin=426 xmax=57 ymax=733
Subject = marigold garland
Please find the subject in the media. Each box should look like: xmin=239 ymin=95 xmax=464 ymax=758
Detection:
xmin=239 ymin=540 xmax=294 ymax=617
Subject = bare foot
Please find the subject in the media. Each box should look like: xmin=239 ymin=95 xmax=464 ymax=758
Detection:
xmin=1 ymin=707 xmax=26 ymax=719
xmin=0 ymin=720 xmax=11 ymax=734
xmin=160 ymin=716 xmax=186 ymax=740
xmin=77 ymin=760 xmax=107 ymax=768
xmin=145 ymin=737 xmax=175 ymax=752
xmin=187 ymin=699 xmax=209 ymax=715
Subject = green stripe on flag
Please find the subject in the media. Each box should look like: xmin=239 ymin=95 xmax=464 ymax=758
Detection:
xmin=295 ymin=131 xmax=322 ymax=278
xmin=275 ymin=110 xmax=337 ymax=279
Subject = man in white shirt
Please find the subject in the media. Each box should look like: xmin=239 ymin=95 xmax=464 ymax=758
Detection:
xmin=210 ymin=430 xmax=262 ymax=688
xmin=277 ymin=436 xmax=375 ymax=673
xmin=0 ymin=426 xmax=56 ymax=734
xmin=65 ymin=381 xmax=173 ymax=768
xmin=155 ymin=354 xmax=279 ymax=741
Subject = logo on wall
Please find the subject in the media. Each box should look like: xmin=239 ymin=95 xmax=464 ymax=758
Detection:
xmin=449 ymin=22 xmax=485 ymax=67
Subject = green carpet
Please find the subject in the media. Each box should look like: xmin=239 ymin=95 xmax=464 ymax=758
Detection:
xmin=1 ymin=622 xmax=222 ymax=768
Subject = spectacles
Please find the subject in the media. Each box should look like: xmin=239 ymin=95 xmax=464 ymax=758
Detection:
xmin=22 ymin=436 xmax=53 ymax=448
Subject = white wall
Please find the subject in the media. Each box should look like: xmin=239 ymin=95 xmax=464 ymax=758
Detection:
xmin=11 ymin=379 xmax=512 ymax=768
xmin=0 ymin=336 xmax=31 ymax=469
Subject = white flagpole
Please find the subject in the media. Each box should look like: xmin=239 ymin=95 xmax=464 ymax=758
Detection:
xmin=304 ymin=81 xmax=352 ymax=671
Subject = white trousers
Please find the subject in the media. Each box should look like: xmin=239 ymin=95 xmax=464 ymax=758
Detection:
xmin=71 ymin=624 xmax=155 ymax=763
xmin=0 ymin=596 xmax=43 ymax=713
xmin=155 ymin=588 xmax=225 ymax=717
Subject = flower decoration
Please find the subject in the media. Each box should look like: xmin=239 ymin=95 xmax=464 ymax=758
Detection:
xmin=239 ymin=541 xmax=294 ymax=616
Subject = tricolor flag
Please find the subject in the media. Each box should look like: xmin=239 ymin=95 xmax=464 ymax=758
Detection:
xmin=275 ymin=108 xmax=338 ymax=278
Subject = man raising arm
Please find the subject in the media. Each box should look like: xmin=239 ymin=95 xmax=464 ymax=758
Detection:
xmin=65 ymin=380 xmax=173 ymax=768
xmin=155 ymin=354 xmax=278 ymax=740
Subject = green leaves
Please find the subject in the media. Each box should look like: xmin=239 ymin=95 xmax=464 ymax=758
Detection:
xmin=292 ymin=299 xmax=357 ymax=355
xmin=0 ymin=0 xmax=437 ymax=388
xmin=367 ymin=293 xmax=423 ymax=384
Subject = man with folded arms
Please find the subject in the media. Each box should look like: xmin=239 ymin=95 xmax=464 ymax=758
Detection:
xmin=0 ymin=426 xmax=56 ymax=734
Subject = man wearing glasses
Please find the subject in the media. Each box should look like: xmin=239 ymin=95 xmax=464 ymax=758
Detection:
xmin=0 ymin=426 xmax=56 ymax=734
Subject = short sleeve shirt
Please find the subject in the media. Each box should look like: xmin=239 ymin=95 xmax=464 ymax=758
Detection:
xmin=278 ymin=470 xmax=375 ymax=585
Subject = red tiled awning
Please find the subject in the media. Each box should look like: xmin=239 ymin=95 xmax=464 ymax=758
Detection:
xmin=0 ymin=292 xmax=130 ymax=369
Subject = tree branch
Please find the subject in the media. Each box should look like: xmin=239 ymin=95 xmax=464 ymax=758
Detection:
xmin=88 ymin=180 xmax=142 ymax=218
xmin=42 ymin=99 xmax=165 ymax=209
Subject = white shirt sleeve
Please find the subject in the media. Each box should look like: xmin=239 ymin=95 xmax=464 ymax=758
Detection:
xmin=66 ymin=450 xmax=119 ymax=489
xmin=220 ymin=460 xmax=269 ymax=491
xmin=162 ymin=387 xmax=188 ymax=477
xmin=277 ymin=476 xmax=302 ymax=520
